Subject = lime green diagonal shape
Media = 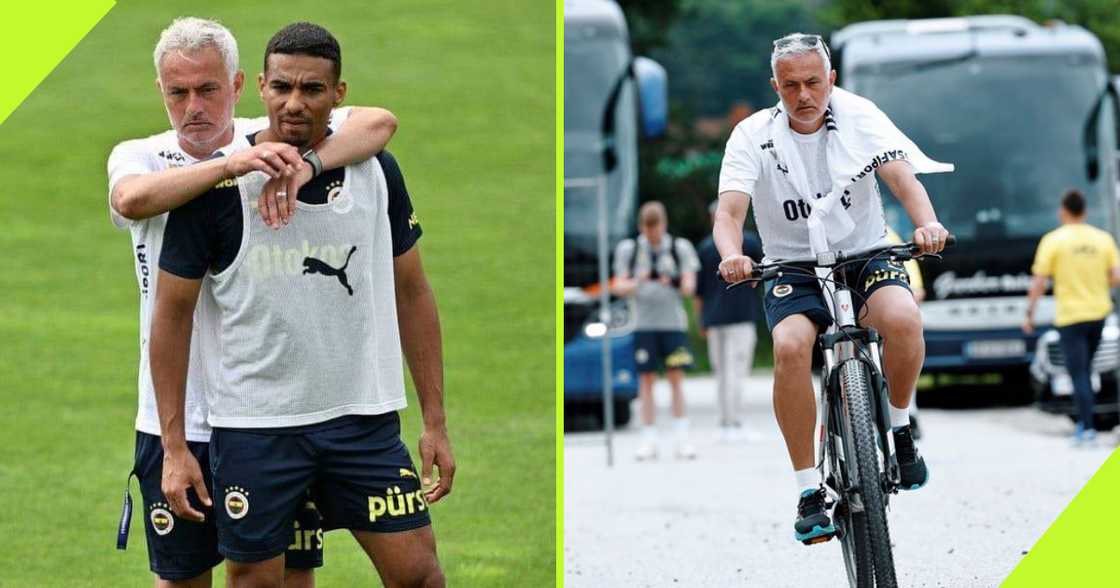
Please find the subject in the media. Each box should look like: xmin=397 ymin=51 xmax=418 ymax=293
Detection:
xmin=1001 ymin=448 xmax=1120 ymax=586
xmin=0 ymin=2 xmax=115 ymax=126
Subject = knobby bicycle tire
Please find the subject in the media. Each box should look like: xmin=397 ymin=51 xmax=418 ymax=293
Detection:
xmin=828 ymin=388 xmax=874 ymax=588
xmin=840 ymin=359 xmax=897 ymax=587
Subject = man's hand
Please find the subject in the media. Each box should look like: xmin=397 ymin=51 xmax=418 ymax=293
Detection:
xmin=258 ymin=162 xmax=314 ymax=229
xmin=913 ymin=221 xmax=949 ymax=255
xmin=1022 ymin=317 xmax=1035 ymax=336
xmin=718 ymin=254 xmax=754 ymax=285
xmin=225 ymin=142 xmax=302 ymax=179
xmin=419 ymin=426 xmax=455 ymax=504
xmin=161 ymin=446 xmax=212 ymax=522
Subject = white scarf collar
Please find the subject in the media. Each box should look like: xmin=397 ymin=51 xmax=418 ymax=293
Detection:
xmin=768 ymin=86 xmax=954 ymax=255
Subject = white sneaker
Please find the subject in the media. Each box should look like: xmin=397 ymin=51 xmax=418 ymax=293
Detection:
xmin=635 ymin=443 xmax=658 ymax=461
xmin=675 ymin=442 xmax=698 ymax=460
xmin=737 ymin=426 xmax=764 ymax=442
xmin=718 ymin=426 xmax=733 ymax=443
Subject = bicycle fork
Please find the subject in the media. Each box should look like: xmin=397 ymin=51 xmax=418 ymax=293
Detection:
xmin=818 ymin=297 xmax=902 ymax=512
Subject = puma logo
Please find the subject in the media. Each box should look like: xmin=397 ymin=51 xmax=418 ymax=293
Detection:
xmin=302 ymin=245 xmax=357 ymax=295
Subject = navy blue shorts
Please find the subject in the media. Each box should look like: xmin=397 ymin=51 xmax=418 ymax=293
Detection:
xmin=633 ymin=330 xmax=694 ymax=373
xmin=132 ymin=432 xmax=322 ymax=580
xmin=209 ymin=412 xmax=431 ymax=563
xmin=763 ymin=257 xmax=911 ymax=332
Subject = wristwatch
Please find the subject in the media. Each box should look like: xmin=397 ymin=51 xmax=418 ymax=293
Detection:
xmin=301 ymin=148 xmax=323 ymax=178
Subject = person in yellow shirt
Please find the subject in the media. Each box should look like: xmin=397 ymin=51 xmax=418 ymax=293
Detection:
xmin=1023 ymin=189 xmax=1120 ymax=445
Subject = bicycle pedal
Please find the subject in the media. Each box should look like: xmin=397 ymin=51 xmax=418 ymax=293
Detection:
xmin=802 ymin=534 xmax=835 ymax=546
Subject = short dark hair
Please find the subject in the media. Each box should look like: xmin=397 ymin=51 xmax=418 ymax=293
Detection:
xmin=264 ymin=22 xmax=341 ymax=79
xmin=1062 ymin=189 xmax=1086 ymax=216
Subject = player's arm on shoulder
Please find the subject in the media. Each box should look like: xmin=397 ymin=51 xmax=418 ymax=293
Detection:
xmin=109 ymin=142 xmax=233 ymax=221
xmin=313 ymin=106 xmax=398 ymax=171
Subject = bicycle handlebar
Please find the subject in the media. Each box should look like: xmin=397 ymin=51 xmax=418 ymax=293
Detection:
xmin=746 ymin=234 xmax=956 ymax=282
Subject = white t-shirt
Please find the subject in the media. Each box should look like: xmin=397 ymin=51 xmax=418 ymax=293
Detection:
xmin=613 ymin=234 xmax=701 ymax=332
xmin=718 ymin=109 xmax=887 ymax=261
xmin=107 ymin=109 xmax=351 ymax=440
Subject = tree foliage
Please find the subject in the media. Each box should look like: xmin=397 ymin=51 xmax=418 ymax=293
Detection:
xmin=613 ymin=0 xmax=1120 ymax=241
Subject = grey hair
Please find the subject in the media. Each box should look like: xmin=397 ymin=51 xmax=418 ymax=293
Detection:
xmin=770 ymin=32 xmax=831 ymax=80
xmin=154 ymin=17 xmax=239 ymax=81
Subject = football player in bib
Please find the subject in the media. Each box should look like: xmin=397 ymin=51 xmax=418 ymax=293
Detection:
xmin=150 ymin=22 xmax=453 ymax=588
xmin=109 ymin=17 xmax=400 ymax=587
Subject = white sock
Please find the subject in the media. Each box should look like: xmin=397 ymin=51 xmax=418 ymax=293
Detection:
xmin=672 ymin=417 xmax=689 ymax=440
xmin=642 ymin=425 xmax=657 ymax=444
xmin=890 ymin=404 xmax=911 ymax=430
xmin=795 ymin=468 xmax=819 ymax=495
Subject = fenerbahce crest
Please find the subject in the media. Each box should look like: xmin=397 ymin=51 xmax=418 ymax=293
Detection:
xmin=149 ymin=502 xmax=174 ymax=536
xmin=225 ymin=486 xmax=250 ymax=520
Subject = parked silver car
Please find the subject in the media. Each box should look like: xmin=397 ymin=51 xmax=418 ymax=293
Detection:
xmin=1029 ymin=313 xmax=1120 ymax=430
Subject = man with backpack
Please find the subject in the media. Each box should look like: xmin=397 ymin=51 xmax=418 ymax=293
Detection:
xmin=612 ymin=201 xmax=701 ymax=460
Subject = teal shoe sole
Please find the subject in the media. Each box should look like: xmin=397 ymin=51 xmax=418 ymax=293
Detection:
xmin=794 ymin=523 xmax=837 ymax=543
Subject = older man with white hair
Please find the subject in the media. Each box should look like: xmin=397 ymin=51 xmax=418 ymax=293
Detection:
xmin=713 ymin=32 xmax=951 ymax=544
xmin=109 ymin=17 xmax=398 ymax=587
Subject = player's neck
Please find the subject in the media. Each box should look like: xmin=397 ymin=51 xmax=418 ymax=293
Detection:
xmin=789 ymin=117 xmax=825 ymax=135
xmin=256 ymin=128 xmax=326 ymax=151
xmin=178 ymin=128 xmax=234 ymax=161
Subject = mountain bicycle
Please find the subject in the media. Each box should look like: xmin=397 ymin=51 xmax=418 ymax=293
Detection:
xmin=742 ymin=236 xmax=954 ymax=588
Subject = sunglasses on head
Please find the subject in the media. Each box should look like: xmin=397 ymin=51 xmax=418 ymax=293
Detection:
xmin=773 ymin=34 xmax=831 ymax=59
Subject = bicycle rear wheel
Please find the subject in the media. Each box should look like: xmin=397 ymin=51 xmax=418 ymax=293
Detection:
xmin=839 ymin=359 xmax=897 ymax=587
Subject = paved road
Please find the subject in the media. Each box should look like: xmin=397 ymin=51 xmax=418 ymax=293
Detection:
xmin=564 ymin=373 xmax=1117 ymax=587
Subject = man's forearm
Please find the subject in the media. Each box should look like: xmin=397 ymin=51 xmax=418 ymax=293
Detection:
xmin=882 ymin=163 xmax=938 ymax=227
xmin=314 ymin=107 xmax=398 ymax=170
xmin=714 ymin=192 xmax=749 ymax=260
xmin=397 ymin=281 xmax=446 ymax=429
xmin=1025 ymin=275 xmax=1048 ymax=319
xmin=150 ymin=301 xmax=195 ymax=450
xmin=111 ymin=158 xmax=232 ymax=221
xmin=679 ymin=272 xmax=697 ymax=297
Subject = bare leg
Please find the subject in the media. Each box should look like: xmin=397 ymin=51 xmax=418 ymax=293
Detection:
xmin=666 ymin=368 xmax=686 ymax=418
xmin=638 ymin=372 xmax=657 ymax=425
xmin=155 ymin=570 xmax=212 ymax=588
xmin=861 ymin=286 xmax=924 ymax=410
xmin=283 ymin=569 xmax=314 ymax=588
xmin=771 ymin=314 xmax=819 ymax=470
xmin=352 ymin=527 xmax=444 ymax=588
xmin=226 ymin=555 xmax=285 ymax=588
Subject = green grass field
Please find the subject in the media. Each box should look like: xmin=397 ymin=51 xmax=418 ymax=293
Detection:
xmin=0 ymin=1 xmax=554 ymax=585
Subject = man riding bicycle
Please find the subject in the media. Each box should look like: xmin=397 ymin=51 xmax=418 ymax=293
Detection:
xmin=712 ymin=33 xmax=950 ymax=543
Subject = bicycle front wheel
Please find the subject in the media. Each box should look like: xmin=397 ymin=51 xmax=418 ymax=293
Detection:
xmin=839 ymin=359 xmax=897 ymax=587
